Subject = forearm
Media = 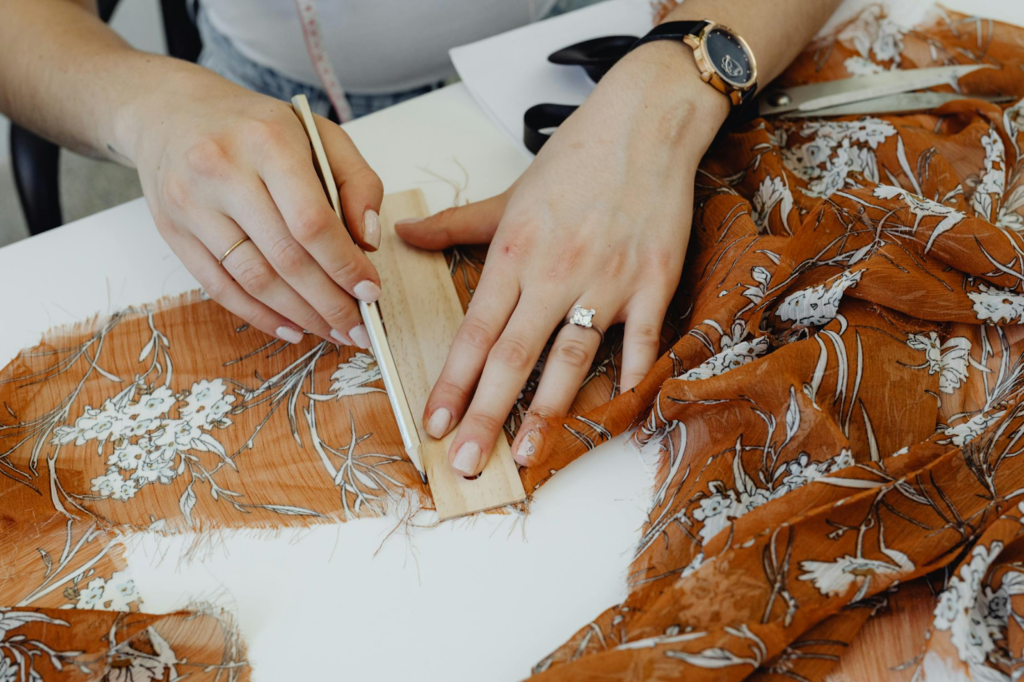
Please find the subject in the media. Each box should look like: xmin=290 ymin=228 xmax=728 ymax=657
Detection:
xmin=0 ymin=0 xmax=208 ymax=165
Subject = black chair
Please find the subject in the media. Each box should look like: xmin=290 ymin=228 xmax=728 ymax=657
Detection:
xmin=10 ymin=0 xmax=202 ymax=235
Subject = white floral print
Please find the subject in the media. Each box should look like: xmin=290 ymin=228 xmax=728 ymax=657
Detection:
xmin=55 ymin=379 xmax=236 ymax=502
xmin=678 ymin=338 xmax=769 ymax=382
xmin=931 ymin=542 xmax=1024 ymax=678
xmin=72 ymin=571 xmax=140 ymax=611
xmin=90 ymin=472 xmax=139 ymax=501
xmin=968 ymin=283 xmax=1024 ymax=324
xmin=873 ymin=184 xmax=967 ymax=253
xmin=776 ymin=269 xmax=864 ymax=326
xmin=694 ymin=449 xmax=854 ymax=544
xmin=906 ymin=332 xmax=972 ymax=394
xmin=309 ymin=352 xmax=384 ymax=400
xmin=837 ymin=5 xmax=906 ymax=66
xmin=996 ymin=193 xmax=1024 ymax=234
xmin=742 ymin=266 xmax=773 ymax=307
xmin=997 ymin=99 xmax=1024 ymax=233
xmin=0 ymin=610 xmax=82 ymax=680
xmin=750 ymin=175 xmax=794 ymax=233
xmin=179 ymin=379 xmax=232 ymax=426
xmin=716 ymin=318 xmax=750 ymax=350
xmin=843 ymin=56 xmax=886 ymax=76
xmin=940 ymin=411 xmax=1006 ymax=447
xmin=972 ymin=129 xmax=1006 ymax=222
xmin=330 ymin=352 xmax=381 ymax=395
xmin=131 ymin=386 xmax=177 ymax=421
xmin=798 ymin=548 xmax=912 ymax=599
xmin=782 ymin=118 xmax=897 ymax=198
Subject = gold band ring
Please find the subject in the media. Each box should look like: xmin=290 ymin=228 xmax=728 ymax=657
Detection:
xmin=218 ymin=237 xmax=251 ymax=265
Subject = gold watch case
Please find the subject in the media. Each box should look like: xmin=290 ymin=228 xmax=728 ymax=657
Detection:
xmin=682 ymin=22 xmax=758 ymax=107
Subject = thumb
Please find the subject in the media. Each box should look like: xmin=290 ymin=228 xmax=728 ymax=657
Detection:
xmin=395 ymin=192 xmax=509 ymax=251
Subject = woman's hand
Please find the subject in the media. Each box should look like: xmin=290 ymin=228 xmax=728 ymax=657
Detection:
xmin=397 ymin=43 xmax=730 ymax=477
xmin=125 ymin=65 xmax=384 ymax=347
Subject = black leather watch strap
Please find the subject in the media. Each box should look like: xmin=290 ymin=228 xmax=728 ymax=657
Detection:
xmin=629 ymin=20 xmax=708 ymax=51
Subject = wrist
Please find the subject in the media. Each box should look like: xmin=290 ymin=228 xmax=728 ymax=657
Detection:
xmin=112 ymin=57 xmax=214 ymax=167
xmin=592 ymin=39 xmax=731 ymax=157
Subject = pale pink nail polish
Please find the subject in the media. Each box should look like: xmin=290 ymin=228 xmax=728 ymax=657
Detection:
xmin=452 ymin=442 xmax=481 ymax=477
xmin=330 ymin=329 xmax=352 ymax=346
xmin=363 ymin=209 xmax=381 ymax=250
xmin=353 ymin=280 xmax=380 ymax=303
xmin=394 ymin=217 xmax=421 ymax=226
xmin=514 ymin=430 xmax=541 ymax=466
xmin=349 ymin=324 xmax=371 ymax=349
xmin=427 ymin=408 xmax=452 ymax=439
xmin=276 ymin=327 xmax=304 ymax=344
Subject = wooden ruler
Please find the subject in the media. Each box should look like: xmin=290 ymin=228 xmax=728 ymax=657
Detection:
xmin=291 ymin=95 xmax=525 ymax=519
xmin=369 ymin=191 xmax=526 ymax=520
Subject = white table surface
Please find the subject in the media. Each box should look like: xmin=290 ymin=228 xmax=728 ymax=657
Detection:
xmin=0 ymin=84 xmax=655 ymax=681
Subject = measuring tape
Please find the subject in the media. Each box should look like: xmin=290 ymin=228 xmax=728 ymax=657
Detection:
xmin=294 ymin=0 xmax=354 ymax=123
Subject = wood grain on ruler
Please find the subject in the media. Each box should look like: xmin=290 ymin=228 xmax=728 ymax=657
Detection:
xmin=368 ymin=190 xmax=526 ymax=519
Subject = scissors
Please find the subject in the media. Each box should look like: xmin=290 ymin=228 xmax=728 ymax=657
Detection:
xmin=524 ymin=37 xmax=1010 ymax=153
xmin=759 ymin=63 xmax=1008 ymax=118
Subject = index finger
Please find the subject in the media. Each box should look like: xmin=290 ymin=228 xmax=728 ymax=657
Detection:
xmin=447 ymin=295 xmax=567 ymax=477
xmin=318 ymin=115 xmax=385 ymax=252
xmin=258 ymin=124 xmax=382 ymax=306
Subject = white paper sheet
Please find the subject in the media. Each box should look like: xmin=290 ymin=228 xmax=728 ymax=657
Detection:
xmin=450 ymin=0 xmax=654 ymax=153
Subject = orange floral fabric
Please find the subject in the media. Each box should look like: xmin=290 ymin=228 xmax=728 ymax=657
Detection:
xmin=3 ymin=5 xmax=1024 ymax=681
xmin=0 ymin=292 xmax=427 ymax=678
xmin=523 ymin=6 xmax=1024 ymax=681
xmin=0 ymin=293 xmax=616 ymax=674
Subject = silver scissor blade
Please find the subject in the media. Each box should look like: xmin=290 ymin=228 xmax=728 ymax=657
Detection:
xmin=760 ymin=64 xmax=994 ymax=116
xmin=781 ymin=92 xmax=1013 ymax=118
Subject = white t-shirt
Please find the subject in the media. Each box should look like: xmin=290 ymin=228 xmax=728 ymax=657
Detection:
xmin=204 ymin=0 xmax=560 ymax=95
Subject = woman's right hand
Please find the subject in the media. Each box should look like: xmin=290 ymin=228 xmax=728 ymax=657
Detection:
xmin=123 ymin=65 xmax=384 ymax=347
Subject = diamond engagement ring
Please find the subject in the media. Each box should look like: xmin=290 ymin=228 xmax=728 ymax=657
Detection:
xmin=568 ymin=305 xmax=597 ymax=329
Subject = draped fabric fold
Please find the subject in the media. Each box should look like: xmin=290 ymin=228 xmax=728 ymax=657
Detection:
xmin=523 ymin=6 xmax=1024 ymax=681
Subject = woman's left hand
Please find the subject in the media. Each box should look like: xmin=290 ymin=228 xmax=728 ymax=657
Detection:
xmin=397 ymin=43 xmax=729 ymax=477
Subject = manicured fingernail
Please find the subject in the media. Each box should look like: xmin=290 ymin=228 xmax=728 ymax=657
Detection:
xmin=276 ymin=326 xmax=304 ymax=344
xmin=330 ymin=329 xmax=352 ymax=346
xmin=452 ymin=442 xmax=481 ymax=477
xmin=349 ymin=324 xmax=371 ymax=349
xmin=514 ymin=429 xmax=541 ymax=466
xmin=427 ymin=408 xmax=452 ymax=439
xmin=395 ymin=217 xmax=421 ymax=226
xmin=363 ymin=209 xmax=381 ymax=250
xmin=354 ymin=280 xmax=380 ymax=303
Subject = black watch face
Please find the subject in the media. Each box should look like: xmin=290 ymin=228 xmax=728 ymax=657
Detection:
xmin=704 ymin=28 xmax=753 ymax=86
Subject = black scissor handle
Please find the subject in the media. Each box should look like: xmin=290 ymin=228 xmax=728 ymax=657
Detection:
xmin=547 ymin=35 xmax=639 ymax=83
xmin=523 ymin=103 xmax=578 ymax=154
xmin=523 ymin=36 xmax=633 ymax=154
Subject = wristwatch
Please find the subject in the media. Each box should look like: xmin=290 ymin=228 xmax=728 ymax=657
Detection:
xmin=630 ymin=21 xmax=758 ymax=107
xmin=522 ymin=21 xmax=759 ymax=154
